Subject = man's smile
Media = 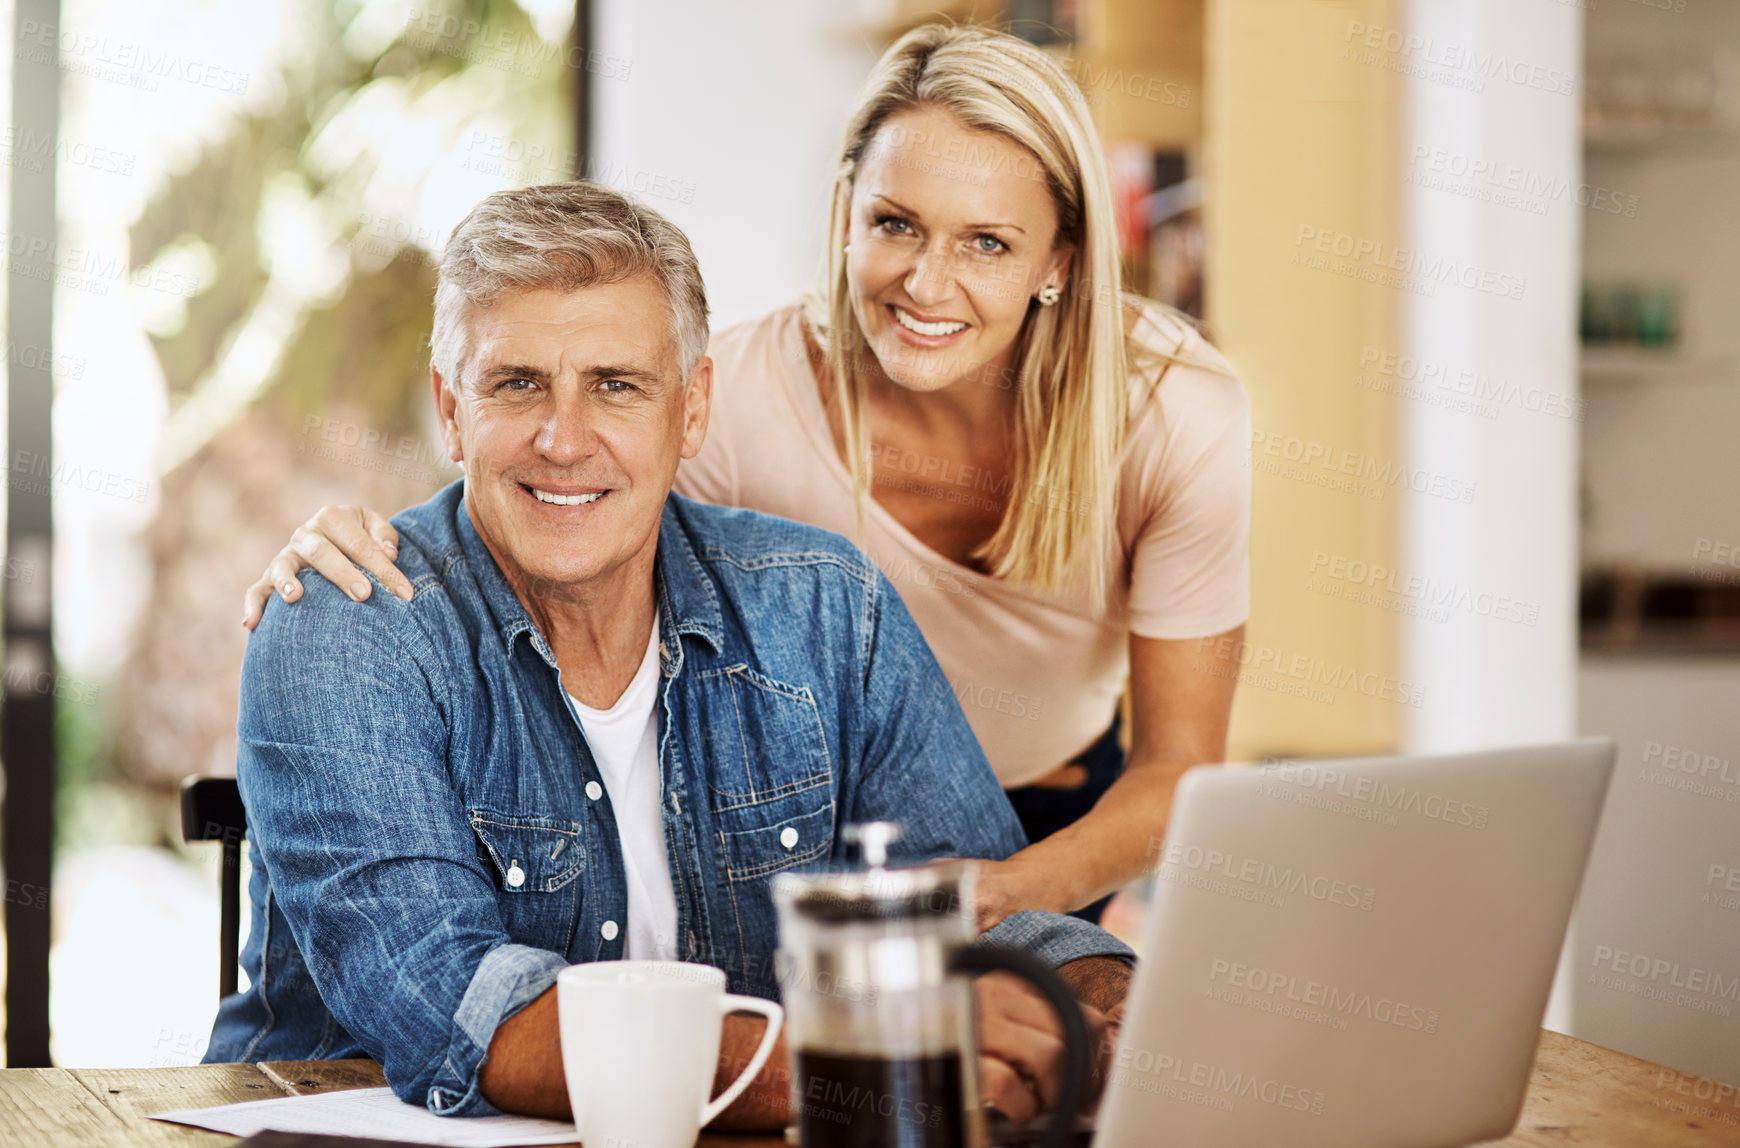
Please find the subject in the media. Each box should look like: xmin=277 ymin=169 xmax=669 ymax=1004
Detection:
xmin=525 ymin=484 xmax=609 ymax=507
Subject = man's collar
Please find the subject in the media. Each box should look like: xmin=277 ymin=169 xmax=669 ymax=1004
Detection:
xmin=453 ymin=487 xmax=723 ymax=671
xmin=652 ymin=494 xmax=724 ymax=675
xmin=454 ymin=493 xmax=549 ymax=664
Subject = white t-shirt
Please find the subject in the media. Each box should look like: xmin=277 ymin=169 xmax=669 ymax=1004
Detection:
xmin=568 ymin=623 xmax=679 ymax=961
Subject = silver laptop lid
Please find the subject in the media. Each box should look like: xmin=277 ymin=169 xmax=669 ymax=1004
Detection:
xmin=1094 ymin=738 xmax=1615 ymax=1148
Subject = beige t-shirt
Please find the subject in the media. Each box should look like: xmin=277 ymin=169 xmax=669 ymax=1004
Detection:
xmin=674 ymin=303 xmax=1250 ymax=788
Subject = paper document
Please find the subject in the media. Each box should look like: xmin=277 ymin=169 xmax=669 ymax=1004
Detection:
xmin=151 ymin=1085 xmax=580 ymax=1148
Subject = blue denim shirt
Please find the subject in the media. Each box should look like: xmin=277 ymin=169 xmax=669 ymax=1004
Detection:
xmin=205 ymin=480 xmax=1133 ymax=1115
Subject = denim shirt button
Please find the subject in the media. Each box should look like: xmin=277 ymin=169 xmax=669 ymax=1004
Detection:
xmin=506 ymin=863 xmax=525 ymax=888
xmin=601 ymin=919 xmax=619 ymax=941
xmin=585 ymin=781 xmax=603 ymax=801
xmin=780 ymin=827 xmax=799 ymax=850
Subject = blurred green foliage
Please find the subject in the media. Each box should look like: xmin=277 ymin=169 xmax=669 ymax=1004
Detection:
xmin=134 ymin=0 xmax=572 ymax=443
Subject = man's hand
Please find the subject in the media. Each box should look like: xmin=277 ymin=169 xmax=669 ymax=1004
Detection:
xmin=480 ymin=987 xmax=791 ymax=1130
xmin=1056 ymin=955 xmax=1133 ymax=1020
xmin=974 ymin=970 xmax=1114 ymax=1125
xmin=1057 ymin=956 xmax=1132 ymax=1101
xmin=477 ymin=987 xmax=567 ymax=1119
xmin=708 ymin=1013 xmax=791 ymax=1131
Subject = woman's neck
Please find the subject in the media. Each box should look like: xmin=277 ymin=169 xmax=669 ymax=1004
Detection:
xmin=861 ymin=347 xmax=1020 ymax=439
xmin=803 ymin=321 xmax=1022 ymax=475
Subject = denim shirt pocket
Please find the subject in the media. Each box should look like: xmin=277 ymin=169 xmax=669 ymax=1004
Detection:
xmin=468 ymin=811 xmax=584 ymax=950
xmin=698 ymin=664 xmax=836 ymax=880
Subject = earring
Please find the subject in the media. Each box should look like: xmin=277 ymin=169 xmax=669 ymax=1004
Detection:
xmin=1036 ymin=285 xmax=1061 ymax=306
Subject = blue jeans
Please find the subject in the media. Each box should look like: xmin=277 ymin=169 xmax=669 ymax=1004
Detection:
xmin=1005 ymin=716 xmax=1125 ymax=924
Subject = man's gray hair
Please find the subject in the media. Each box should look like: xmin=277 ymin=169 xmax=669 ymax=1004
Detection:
xmin=430 ymin=181 xmax=709 ymax=385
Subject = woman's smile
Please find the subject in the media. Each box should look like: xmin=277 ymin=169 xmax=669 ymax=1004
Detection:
xmin=887 ymin=303 xmax=972 ymax=346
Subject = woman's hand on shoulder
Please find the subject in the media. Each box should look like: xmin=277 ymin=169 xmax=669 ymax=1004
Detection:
xmin=241 ymin=505 xmax=413 ymax=630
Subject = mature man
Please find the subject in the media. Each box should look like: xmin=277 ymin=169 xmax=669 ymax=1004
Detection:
xmin=204 ymin=182 xmax=1133 ymax=1126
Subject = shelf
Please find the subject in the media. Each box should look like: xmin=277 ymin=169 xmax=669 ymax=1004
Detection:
xmin=1580 ymin=569 xmax=1740 ymax=656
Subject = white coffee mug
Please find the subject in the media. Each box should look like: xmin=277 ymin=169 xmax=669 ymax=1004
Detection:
xmin=557 ymin=960 xmax=784 ymax=1148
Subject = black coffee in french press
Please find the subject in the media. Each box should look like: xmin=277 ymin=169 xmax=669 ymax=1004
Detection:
xmin=773 ymin=822 xmax=1089 ymax=1148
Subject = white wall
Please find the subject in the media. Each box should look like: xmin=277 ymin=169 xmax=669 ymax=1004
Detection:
xmin=1397 ymin=1 xmax=1583 ymax=752
xmin=590 ymin=0 xmax=880 ymax=329
xmin=1394 ymin=0 xmax=1597 ymax=1056
xmin=1570 ymin=659 xmax=1740 ymax=1085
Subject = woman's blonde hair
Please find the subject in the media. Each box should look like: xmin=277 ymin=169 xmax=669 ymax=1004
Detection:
xmin=808 ymin=23 xmax=1182 ymax=605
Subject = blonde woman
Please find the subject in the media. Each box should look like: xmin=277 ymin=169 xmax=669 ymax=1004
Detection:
xmin=241 ymin=24 xmax=1250 ymax=930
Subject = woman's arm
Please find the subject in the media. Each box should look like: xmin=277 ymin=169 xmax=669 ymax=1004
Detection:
xmin=241 ymin=505 xmax=415 ymax=629
xmin=973 ymin=624 xmax=1243 ymax=929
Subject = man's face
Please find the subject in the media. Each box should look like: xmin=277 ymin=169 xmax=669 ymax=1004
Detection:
xmin=432 ymin=275 xmax=711 ymax=602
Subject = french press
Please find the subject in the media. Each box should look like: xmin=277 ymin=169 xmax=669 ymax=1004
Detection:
xmin=772 ymin=822 xmax=1090 ymax=1148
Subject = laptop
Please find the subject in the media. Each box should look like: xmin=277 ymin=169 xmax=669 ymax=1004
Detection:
xmin=1092 ymin=737 xmax=1616 ymax=1148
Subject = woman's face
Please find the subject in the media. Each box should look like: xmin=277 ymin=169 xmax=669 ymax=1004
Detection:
xmin=845 ymin=104 xmax=1070 ymax=395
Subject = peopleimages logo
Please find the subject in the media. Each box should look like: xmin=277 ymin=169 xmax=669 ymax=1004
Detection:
xmin=1194 ymin=634 xmax=1425 ymax=709
xmin=1706 ymin=864 xmax=1740 ymax=912
xmin=1256 ymin=760 xmax=1490 ymax=831
xmin=947 ymin=676 xmax=1044 ymax=722
xmin=1655 ymin=1068 xmax=1740 ymax=1122
xmin=1250 ymin=428 xmax=1476 ymax=505
xmin=1644 ymin=740 xmax=1740 ymax=784
xmin=1155 ymin=841 xmax=1377 ymax=912
xmin=1342 ymin=20 xmax=1575 ymax=96
xmin=1590 ymin=945 xmax=1740 ymax=1016
xmin=1108 ymin=1047 xmax=1327 ymax=1116
xmin=5 ymin=448 xmax=150 ymax=504
xmin=15 ymin=20 xmax=252 ymax=95
xmin=1207 ymin=959 xmax=1441 ymax=1034
xmin=1308 ymin=551 xmax=1542 ymax=628
xmin=1294 ymin=224 xmax=1527 ymax=300
xmin=1357 ymin=346 xmax=1585 ymax=422
xmin=1693 ymin=537 xmax=1740 ymax=571
xmin=1406 ymin=145 xmax=1638 ymax=218
xmin=1640 ymin=741 xmax=1740 ymax=805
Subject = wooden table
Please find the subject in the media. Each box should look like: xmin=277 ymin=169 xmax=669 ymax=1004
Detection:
xmin=1 ymin=1030 xmax=1736 ymax=1146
